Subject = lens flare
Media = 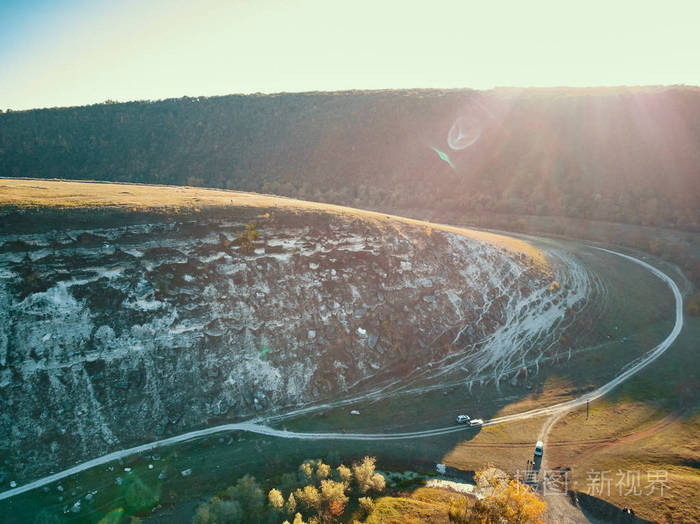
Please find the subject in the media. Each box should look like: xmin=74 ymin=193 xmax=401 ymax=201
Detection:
xmin=447 ymin=116 xmax=482 ymax=150
xmin=431 ymin=146 xmax=455 ymax=169
xmin=99 ymin=508 xmax=125 ymax=524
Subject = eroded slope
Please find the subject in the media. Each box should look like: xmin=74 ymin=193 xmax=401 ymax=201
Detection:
xmin=0 ymin=192 xmax=589 ymax=480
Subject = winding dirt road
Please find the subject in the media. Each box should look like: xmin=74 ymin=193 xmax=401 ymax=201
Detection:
xmin=0 ymin=247 xmax=683 ymax=502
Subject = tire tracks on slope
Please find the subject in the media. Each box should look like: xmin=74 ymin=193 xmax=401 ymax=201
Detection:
xmin=0 ymin=247 xmax=684 ymax=501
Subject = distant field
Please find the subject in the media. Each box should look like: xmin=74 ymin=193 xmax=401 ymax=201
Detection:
xmin=0 ymin=177 xmax=549 ymax=270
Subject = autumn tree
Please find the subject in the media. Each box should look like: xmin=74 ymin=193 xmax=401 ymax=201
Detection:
xmin=318 ymin=479 xmax=349 ymax=523
xmin=294 ymin=485 xmax=321 ymax=513
xmin=316 ymin=462 xmax=331 ymax=480
xmin=283 ymin=514 xmax=308 ymax=524
xmin=268 ymin=488 xmax=284 ymax=510
xmin=299 ymin=459 xmax=331 ymax=484
xmin=471 ymin=467 xmax=547 ymax=524
xmin=352 ymin=456 xmax=386 ymax=494
xmin=268 ymin=457 xmax=382 ymax=523
xmin=336 ymin=464 xmax=352 ymax=485
xmin=285 ymin=493 xmax=297 ymax=515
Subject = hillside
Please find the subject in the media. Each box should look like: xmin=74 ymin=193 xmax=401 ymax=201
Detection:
xmin=0 ymin=180 xmax=594 ymax=484
xmin=0 ymin=180 xmax=688 ymax=524
xmin=1 ymin=87 xmax=699 ymax=230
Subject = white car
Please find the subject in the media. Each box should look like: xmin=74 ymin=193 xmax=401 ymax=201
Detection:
xmin=469 ymin=418 xmax=484 ymax=426
xmin=456 ymin=415 xmax=471 ymax=424
xmin=534 ymin=440 xmax=544 ymax=456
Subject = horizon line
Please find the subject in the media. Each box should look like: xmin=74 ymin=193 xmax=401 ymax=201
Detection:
xmin=3 ymin=83 xmax=699 ymax=113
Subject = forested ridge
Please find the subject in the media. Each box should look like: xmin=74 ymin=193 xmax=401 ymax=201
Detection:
xmin=1 ymin=86 xmax=699 ymax=229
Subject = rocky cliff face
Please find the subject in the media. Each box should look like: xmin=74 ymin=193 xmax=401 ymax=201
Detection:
xmin=0 ymin=210 xmax=587 ymax=479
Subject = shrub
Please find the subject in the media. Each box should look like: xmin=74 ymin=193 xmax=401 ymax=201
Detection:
xmin=448 ymin=496 xmax=468 ymax=523
xmin=237 ymin=222 xmax=259 ymax=254
xmin=193 ymin=497 xmax=243 ymax=524
xmin=358 ymin=496 xmax=375 ymax=516
xmin=223 ymin=475 xmax=265 ymax=523
xmin=280 ymin=472 xmax=301 ymax=494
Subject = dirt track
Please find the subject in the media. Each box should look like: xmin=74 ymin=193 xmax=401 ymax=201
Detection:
xmin=0 ymin=245 xmax=684 ymax=502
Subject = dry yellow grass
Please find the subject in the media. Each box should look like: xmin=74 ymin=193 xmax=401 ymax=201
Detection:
xmin=495 ymin=377 xmax=579 ymax=417
xmin=362 ymin=487 xmax=473 ymax=524
xmin=441 ymin=379 xmax=588 ymax=472
xmin=443 ymin=400 xmax=699 ymax=523
xmin=547 ymin=405 xmax=700 ymax=523
xmin=547 ymin=400 xmax=668 ymax=445
xmin=363 ymin=495 xmax=450 ymax=523
xmin=442 ymin=416 xmax=550 ymax=473
xmin=0 ymin=178 xmax=549 ymax=271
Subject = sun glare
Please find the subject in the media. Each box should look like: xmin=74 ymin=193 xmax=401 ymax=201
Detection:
xmin=1 ymin=0 xmax=698 ymax=109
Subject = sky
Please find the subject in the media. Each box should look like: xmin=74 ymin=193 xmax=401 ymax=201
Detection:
xmin=1 ymin=0 xmax=699 ymax=110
